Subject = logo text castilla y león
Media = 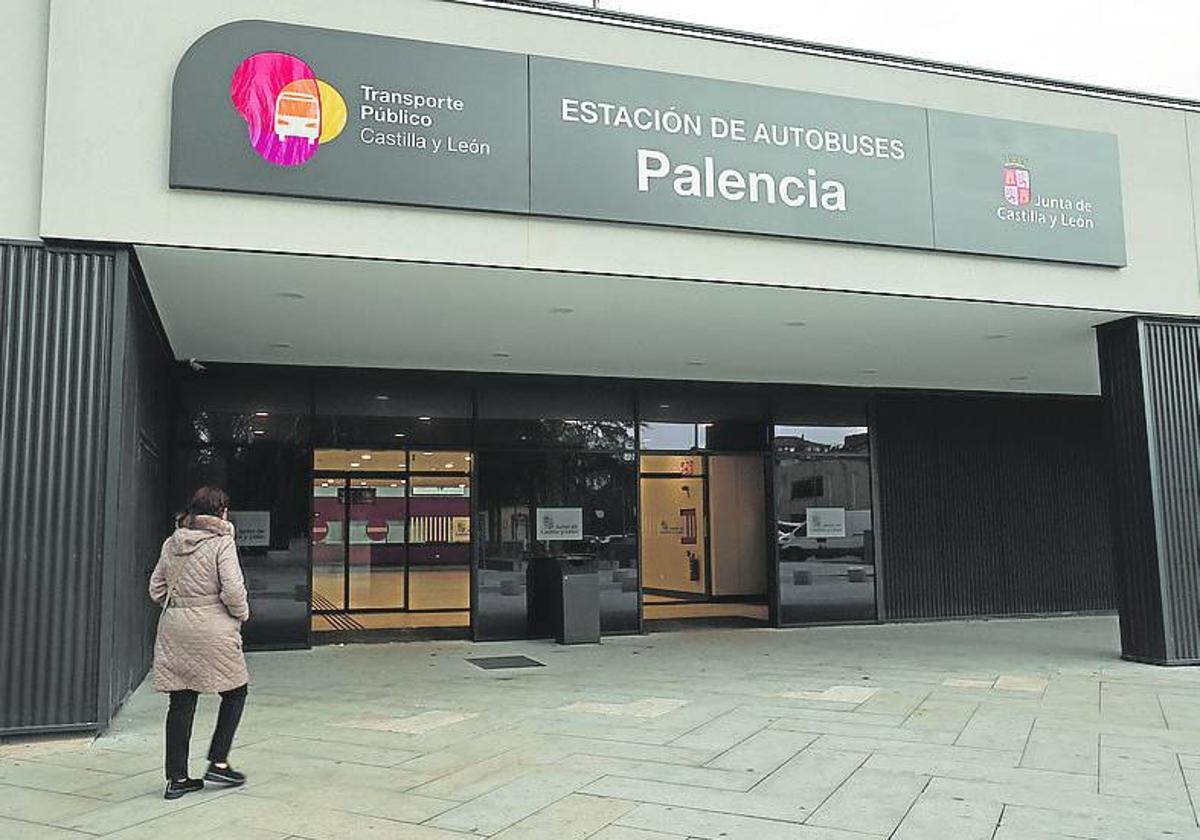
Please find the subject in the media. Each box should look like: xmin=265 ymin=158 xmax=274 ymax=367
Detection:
xmin=996 ymin=154 xmax=1097 ymax=231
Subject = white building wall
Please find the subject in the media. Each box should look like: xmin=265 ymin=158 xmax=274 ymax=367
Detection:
xmin=36 ymin=0 xmax=1200 ymax=316
xmin=1 ymin=0 xmax=50 ymax=241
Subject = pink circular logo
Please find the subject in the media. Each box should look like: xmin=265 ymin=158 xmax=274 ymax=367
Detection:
xmin=230 ymin=51 xmax=346 ymax=167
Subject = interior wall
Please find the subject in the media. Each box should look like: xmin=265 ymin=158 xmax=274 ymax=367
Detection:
xmin=708 ymin=455 xmax=767 ymax=598
xmin=639 ymin=475 xmax=708 ymax=595
xmin=874 ymin=393 xmax=1117 ymax=620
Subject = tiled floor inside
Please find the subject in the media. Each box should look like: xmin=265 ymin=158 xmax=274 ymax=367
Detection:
xmin=4 ymin=615 xmax=1200 ymax=839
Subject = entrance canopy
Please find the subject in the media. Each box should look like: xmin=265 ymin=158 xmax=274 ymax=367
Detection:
xmin=137 ymin=245 xmax=1123 ymax=395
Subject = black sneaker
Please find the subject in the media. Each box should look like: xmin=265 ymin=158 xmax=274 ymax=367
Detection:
xmin=163 ymin=777 xmax=204 ymax=800
xmin=204 ymin=763 xmax=246 ymax=787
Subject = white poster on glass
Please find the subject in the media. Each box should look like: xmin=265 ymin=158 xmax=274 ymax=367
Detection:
xmin=806 ymin=507 xmax=847 ymax=539
xmin=536 ymin=507 xmax=584 ymax=541
xmin=228 ymin=510 xmax=270 ymax=547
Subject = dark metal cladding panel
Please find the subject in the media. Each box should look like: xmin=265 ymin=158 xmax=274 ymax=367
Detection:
xmin=0 ymin=243 xmax=115 ymax=731
xmin=1097 ymin=319 xmax=1167 ymax=662
xmin=100 ymin=259 xmax=171 ymax=724
xmin=875 ymin=393 xmax=1116 ymax=620
xmin=1143 ymin=321 xmax=1200 ymax=662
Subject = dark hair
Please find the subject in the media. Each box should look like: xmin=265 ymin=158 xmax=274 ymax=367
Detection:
xmin=186 ymin=486 xmax=230 ymax=519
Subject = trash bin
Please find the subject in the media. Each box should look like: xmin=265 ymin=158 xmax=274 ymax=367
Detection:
xmin=527 ymin=554 xmax=600 ymax=644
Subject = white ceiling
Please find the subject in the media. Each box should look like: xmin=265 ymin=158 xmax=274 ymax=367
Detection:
xmin=136 ymin=245 xmax=1126 ymax=395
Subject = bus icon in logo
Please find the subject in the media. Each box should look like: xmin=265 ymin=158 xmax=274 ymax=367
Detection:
xmin=275 ymin=83 xmax=321 ymax=144
xmin=1002 ymin=156 xmax=1031 ymax=206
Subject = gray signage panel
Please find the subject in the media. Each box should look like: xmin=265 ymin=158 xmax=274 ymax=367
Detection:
xmin=170 ymin=21 xmax=1127 ymax=268
xmin=928 ymin=111 xmax=1126 ymax=266
xmin=170 ymin=21 xmax=529 ymax=213
xmin=530 ymin=57 xmax=934 ymax=248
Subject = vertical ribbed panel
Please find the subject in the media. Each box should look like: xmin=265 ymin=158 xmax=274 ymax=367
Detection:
xmin=1 ymin=243 xmax=116 ymax=731
xmin=100 ymin=261 xmax=170 ymax=723
xmin=875 ymin=394 xmax=1116 ymax=620
xmin=1097 ymin=319 xmax=1167 ymax=661
xmin=1143 ymin=321 xmax=1200 ymax=662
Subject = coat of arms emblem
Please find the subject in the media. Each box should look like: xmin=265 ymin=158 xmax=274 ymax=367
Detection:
xmin=1002 ymin=156 xmax=1031 ymax=207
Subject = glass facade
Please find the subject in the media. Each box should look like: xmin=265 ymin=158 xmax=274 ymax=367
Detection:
xmin=774 ymin=425 xmax=876 ymax=624
xmin=170 ymin=366 xmax=876 ymax=647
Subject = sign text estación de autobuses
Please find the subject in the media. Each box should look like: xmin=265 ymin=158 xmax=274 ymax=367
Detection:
xmin=561 ymin=97 xmax=912 ymax=214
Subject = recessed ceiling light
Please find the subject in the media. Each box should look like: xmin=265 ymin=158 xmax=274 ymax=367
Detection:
xmin=374 ymin=394 xmax=390 ymax=401
xmin=252 ymin=429 xmax=265 ymax=435
xmin=417 ymin=416 xmax=432 ymax=422
xmin=444 ymin=462 xmax=455 ymax=469
xmin=785 ymin=320 xmax=807 ymax=327
xmin=464 ymin=454 xmax=471 ymax=461
xmin=269 ymin=342 xmax=293 ymax=349
xmin=350 ymin=462 xmax=361 ymax=467
xmin=253 ymin=411 xmax=269 ymax=418
xmin=393 ymin=432 xmax=406 ymax=438
xmin=549 ymin=306 xmax=575 ymax=314
xmin=276 ymin=291 xmax=305 ymax=300
xmin=390 ymin=482 xmax=398 ymax=488
xmin=985 ymin=333 xmax=1010 ymax=340
xmin=423 ymin=451 xmax=434 ymax=456
xmin=361 ymin=454 xmax=372 ymax=460
xmin=659 ymin=403 xmax=670 ymax=409
xmin=491 ymin=351 xmax=511 ymax=358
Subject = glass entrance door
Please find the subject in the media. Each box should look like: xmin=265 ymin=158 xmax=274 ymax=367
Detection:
xmin=638 ymin=451 xmax=770 ymax=625
xmin=310 ymin=448 xmax=471 ymax=634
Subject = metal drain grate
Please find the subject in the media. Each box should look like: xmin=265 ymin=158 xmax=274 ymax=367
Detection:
xmin=467 ymin=655 xmax=546 ymax=670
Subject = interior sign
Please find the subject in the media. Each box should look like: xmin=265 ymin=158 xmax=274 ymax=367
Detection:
xmin=536 ymin=508 xmax=584 ymax=541
xmin=228 ymin=510 xmax=270 ymax=548
xmin=171 ymin=20 xmax=1126 ymax=267
xmin=806 ymin=507 xmax=847 ymax=539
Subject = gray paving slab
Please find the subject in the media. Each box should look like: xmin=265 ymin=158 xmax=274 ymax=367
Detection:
xmin=890 ymin=789 xmax=1002 ymax=840
xmin=1020 ymin=724 xmax=1100 ymax=775
xmin=806 ymin=767 xmax=929 ymax=835
xmin=615 ymin=802 xmax=873 ymax=839
xmin=489 ymin=793 xmax=635 ymax=839
xmin=704 ymin=728 xmax=817 ymax=776
xmin=0 ymin=816 xmax=95 ymax=839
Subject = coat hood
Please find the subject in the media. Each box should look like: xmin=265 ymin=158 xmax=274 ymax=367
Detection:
xmin=169 ymin=514 xmax=234 ymax=555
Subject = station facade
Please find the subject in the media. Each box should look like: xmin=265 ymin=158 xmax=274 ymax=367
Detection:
xmin=2 ymin=0 xmax=1199 ymax=734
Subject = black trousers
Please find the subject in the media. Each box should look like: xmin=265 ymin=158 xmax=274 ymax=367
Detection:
xmin=164 ymin=684 xmax=247 ymax=781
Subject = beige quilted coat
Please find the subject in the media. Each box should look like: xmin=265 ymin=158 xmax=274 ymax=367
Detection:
xmin=149 ymin=515 xmax=250 ymax=693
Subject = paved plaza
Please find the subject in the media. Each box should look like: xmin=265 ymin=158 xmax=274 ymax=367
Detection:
xmin=3 ymin=616 xmax=1200 ymax=839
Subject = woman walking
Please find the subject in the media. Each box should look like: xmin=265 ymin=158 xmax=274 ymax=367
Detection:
xmin=149 ymin=486 xmax=251 ymax=800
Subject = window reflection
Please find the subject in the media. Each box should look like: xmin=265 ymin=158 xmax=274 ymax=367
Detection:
xmin=314 ymin=449 xmax=409 ymax=472
xmin=774 ymin=425 xmax=876 ymax=624
xmin=475 ymin=451 xmax=638 ymax=639
xmin=640 ymin=422 xmax=707 ymax=451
